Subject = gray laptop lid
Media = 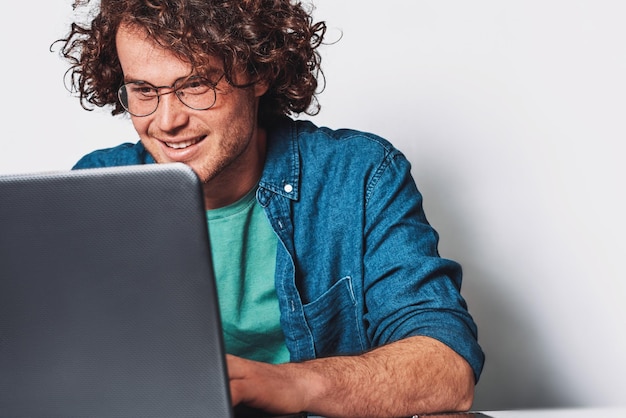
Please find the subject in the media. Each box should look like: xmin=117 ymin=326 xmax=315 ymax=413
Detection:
xmin=0 ymin=163 xmax=233 ymax=418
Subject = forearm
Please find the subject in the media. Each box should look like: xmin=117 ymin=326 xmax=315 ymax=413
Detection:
xmin=228 ymin=335 xmax=475 ymax=418
xmin=300 ymin=336 xmax=475 ymax=417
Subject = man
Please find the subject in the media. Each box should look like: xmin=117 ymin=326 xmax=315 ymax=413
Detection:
xmin=58 ymin=1 xmax=484 ymax=416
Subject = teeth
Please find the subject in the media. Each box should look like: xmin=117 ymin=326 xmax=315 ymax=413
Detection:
xmin=165 ymin=138 xmax=200 ymax=149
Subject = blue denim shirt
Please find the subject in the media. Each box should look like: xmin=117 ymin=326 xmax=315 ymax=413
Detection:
xmin=74 ymin=118 xmax=485 ymax=380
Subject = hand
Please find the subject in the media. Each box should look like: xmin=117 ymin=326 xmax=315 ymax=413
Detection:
xmin=227 ymin=354 xmax=315 ymax=415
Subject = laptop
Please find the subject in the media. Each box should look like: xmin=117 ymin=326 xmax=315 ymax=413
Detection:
xmin=0 ymin=163 xmax=234 ymax=417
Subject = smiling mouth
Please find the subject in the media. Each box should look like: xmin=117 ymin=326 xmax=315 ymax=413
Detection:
xmin=164 ymin=137 xmax=204 ymax=149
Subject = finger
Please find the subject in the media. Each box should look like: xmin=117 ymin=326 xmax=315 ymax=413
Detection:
xmin=229 ymin=378 xmax=243 ymax=406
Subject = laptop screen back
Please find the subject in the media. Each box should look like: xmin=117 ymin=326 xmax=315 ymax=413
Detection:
xmin=0 ymin=163 xmax=233 ymax=417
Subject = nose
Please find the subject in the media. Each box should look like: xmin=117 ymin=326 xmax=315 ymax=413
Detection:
xmin=153 ymin=91 xmax=190 ymax=132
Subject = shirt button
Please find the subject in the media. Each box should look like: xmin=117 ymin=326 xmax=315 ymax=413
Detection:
xmin=284 ymin=184 xmax=293 ymax=193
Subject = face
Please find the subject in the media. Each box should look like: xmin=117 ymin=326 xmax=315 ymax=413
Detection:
xmin=115 ymin=24 xmax=268 ymax=206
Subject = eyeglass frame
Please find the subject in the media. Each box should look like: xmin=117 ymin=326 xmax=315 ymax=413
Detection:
xmin=117 ymin=73 xmax=225 ymax=117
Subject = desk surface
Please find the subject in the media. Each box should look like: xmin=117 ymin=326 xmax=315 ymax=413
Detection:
xmin=306 ymin=408 xmax=626 ymax=418
xmin=482 ymin=408 xmax=626 ymax=418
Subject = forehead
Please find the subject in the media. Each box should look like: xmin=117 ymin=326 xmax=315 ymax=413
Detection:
xmin=115 ymin=23 xmax=222 ymax=83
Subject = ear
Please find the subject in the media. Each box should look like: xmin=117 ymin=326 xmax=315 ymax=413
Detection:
xmin=254 ymin=79 xmax=269 ymax=97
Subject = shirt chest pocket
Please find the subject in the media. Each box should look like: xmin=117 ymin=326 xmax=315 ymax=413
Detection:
xmin=301 ymin=276 xmax=366 ymax=357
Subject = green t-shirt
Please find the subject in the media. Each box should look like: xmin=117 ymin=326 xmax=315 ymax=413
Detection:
xmin=206 ymin=187 xmax=289 ymax=364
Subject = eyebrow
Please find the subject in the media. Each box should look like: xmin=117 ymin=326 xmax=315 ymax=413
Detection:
xmin=123 ymin=68 xmax=223 ymax=85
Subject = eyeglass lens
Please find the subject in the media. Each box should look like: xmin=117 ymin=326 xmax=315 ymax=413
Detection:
xmin=118 ymin=77 xmax=218 ymax=117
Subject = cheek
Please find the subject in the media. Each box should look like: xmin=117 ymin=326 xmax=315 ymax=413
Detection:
xmin=130 ymin=117 xmax=150 ymax=136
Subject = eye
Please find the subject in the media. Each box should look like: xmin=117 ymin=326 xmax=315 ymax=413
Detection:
xmin=129 ymin=83 xmax=158 ymax=98
xmin=178 ymin=77 xmax=212 ymax=95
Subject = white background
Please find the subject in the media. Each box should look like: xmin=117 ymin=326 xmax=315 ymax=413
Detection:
xmin=2 ymin=0 xmax=625 ymax=410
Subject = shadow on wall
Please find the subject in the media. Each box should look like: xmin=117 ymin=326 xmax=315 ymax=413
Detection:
xmin=413 ymin=170 xmax=575 ymax=411
xmin=461 ymin=263 xmax=573 ymax=410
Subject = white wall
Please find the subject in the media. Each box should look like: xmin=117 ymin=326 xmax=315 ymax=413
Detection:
xmin=2 ymin=0 xmax=625 ymax=411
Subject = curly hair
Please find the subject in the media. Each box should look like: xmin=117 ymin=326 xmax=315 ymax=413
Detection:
xmin=56 ymin=0 xmax=327 ymax=126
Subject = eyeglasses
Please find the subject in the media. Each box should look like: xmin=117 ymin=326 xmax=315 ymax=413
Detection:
xmin=117 ymin=74 xmax=224 ymax=117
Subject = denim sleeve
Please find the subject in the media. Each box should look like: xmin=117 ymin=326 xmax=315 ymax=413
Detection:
xmin=362 ymin=149 xmax=485 ymax=381
xmin=72 ymin=142 xmax=154 ymax=169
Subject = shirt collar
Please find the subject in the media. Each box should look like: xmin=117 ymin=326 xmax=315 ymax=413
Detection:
xmin=258 ymin=118 xmax=300 ymax=201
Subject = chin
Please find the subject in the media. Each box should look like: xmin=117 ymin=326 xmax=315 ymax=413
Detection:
xmin=188 ymin=165 xmax=218 ymax=185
